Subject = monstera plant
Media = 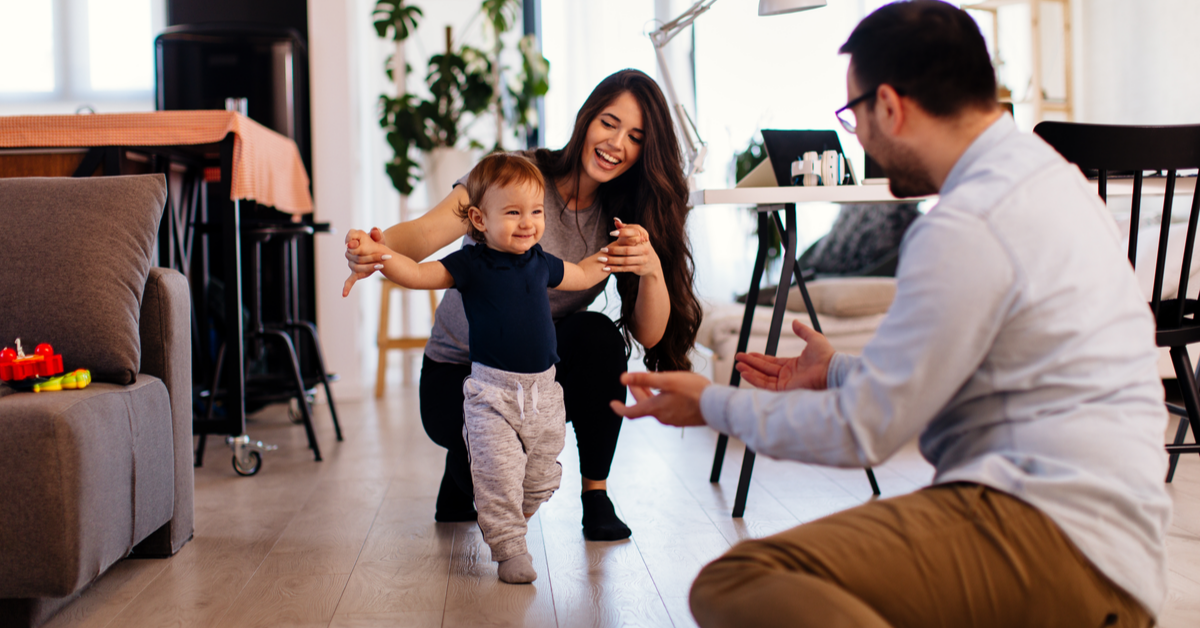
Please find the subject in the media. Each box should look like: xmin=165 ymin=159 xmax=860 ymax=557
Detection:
xmin=374 ymin=0 xmax=550 ymax=196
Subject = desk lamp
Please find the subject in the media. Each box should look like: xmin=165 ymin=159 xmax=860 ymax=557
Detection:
xmin=650 ymin=0 xmax=828 ymax=189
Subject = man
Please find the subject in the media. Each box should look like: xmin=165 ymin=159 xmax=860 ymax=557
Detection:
xmin=612 ymin=2 xmax=1171 ymax=627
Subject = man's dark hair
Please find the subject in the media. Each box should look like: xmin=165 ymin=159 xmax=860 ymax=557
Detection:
xmin=839 ymin=0 xmax=997 ymax=117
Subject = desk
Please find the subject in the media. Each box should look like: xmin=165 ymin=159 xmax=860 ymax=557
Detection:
xmin=692 ymin=183 xmax=926 ymax=517
xmin=0 ymin=111 xmax=313 ymax=443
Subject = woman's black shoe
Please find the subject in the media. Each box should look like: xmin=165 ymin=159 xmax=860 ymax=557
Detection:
xmin=434 ymin=468 xmax=477 ymax=522
xmin=581 ymin=489 xmax=631 ymax=541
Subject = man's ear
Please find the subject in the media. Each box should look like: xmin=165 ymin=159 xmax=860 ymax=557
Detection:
xmin=874 ymin=84 xmax=907 ymax=136
xmin=467 ymin=206 xmax=487 ymax=232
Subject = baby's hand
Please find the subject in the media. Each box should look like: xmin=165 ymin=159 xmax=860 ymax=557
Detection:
xmin=582 ymin=251 xmax=611 ymax=273
xmin=342 ymin=269 xmax=373 ymax=297
xmin=342 ymin=228 xmax=393 ymax=297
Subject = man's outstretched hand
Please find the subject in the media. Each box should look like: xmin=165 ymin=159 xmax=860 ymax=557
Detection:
xmin=610 ymin=371 xmax=711 ymax=427
xmin=735 ymin=319 xmax=834 ymax=391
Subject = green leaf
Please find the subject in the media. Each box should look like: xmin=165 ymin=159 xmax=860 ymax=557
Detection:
xmin=481 ymin=0 xmax=520 ymax=36
xmin=734 ymin=135 xmax=767 ymax=183
xmin=372 ymin=2 xmax=423 ymax=42
xmin=386 ymin=159 xmax=419 ymax=195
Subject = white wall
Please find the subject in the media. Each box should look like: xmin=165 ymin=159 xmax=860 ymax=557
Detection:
xmin=1079 ymin=0 xmax=1200 ymax=125
xmin=310 ymin=0 xmax=368 ymax=400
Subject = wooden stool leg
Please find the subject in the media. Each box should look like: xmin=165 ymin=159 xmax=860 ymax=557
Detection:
xmin=375 ymin=280 xmax=393 ymax=398
xmin=375 ymin=279 xmax=437 ymax=397
xmin=400 ymin=287 xmax=414 ymax=386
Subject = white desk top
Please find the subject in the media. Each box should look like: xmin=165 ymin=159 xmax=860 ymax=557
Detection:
xmin=689 ymin=183 xmax=925 ymax=206
xmin=689 ymin=176 xmax=1196 ymax=208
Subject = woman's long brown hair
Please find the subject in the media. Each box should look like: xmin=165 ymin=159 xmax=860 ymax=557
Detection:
xmin=531 ymin=69 xmax=702 ymax=372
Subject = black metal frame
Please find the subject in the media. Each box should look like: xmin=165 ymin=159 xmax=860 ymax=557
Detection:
xmin=710 ymin=203 xmax=880 ymax=518
xmin=199 ymin=223 xmax=344 ymax=462
xmin=1035 ymin=121 xmax=1200 ymax=481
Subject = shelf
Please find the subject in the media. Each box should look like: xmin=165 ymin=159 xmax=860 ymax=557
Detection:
xmin=970 ymin=0 xmax=1073 ymax=123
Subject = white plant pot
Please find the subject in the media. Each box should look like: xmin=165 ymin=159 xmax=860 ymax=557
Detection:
xmin=424 ymin=147 xmax=476 ymax=208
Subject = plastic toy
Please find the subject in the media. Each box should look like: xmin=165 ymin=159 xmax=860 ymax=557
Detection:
xmin=0 ymin=339 xmax=64 ymax=382
xmin=33 ymin=369 xmax=92 ymax=393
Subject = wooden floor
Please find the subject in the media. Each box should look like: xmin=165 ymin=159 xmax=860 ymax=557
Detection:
xmin=42 ymin=384 xmax=1200 ymax=627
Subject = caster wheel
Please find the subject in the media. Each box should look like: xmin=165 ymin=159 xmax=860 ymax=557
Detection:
xmin=233 ymin=451 xmax=262 ymax=476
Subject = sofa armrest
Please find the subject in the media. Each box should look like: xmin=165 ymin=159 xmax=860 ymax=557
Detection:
xmin=134 ymin=267 xmax=194 ymax=555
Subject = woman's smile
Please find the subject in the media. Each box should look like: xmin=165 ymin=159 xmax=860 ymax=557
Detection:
xmin=594 ymin=147 xmax=622 ymax=170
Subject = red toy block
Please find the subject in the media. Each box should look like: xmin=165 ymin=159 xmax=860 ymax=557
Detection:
xmin=0 ymin=344 xmax=64 ymax=382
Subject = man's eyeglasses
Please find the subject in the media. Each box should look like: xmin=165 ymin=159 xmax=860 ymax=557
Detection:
xmin=835 ymin=91 xmax=875 ymax=134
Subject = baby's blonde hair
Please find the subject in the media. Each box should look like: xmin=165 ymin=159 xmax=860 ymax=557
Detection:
xmin=456 ymin=152 xmax=546 ymax=243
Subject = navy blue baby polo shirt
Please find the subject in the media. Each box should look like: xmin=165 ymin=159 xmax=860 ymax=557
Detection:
xmin=440 ymin=243 xmax=565 ymax=373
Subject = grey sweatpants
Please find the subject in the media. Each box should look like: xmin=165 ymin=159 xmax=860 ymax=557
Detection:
xmin=463 ymin=362 xmax=565 ymax=562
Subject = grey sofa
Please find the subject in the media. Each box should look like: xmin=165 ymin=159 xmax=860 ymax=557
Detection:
xmin=0 ymin=175 xmax=194 ymax=628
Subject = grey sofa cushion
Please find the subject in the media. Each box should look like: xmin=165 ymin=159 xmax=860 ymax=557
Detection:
xmin=0 ymin=175 xmax=166 ymax=385
xmin=0 ymin=378 xmax=172 ymax=599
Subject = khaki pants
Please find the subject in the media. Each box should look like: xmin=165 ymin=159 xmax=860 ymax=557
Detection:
xmin=690 ymin=483 xmax=1151 ymax=628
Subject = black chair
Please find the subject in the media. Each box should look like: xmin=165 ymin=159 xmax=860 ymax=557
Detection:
xmin=1035 ymin=121 xmax=1200 ymax=481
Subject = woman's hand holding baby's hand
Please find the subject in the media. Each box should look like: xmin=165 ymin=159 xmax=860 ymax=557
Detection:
xmin=601 ymin=218 xmax=661 ymax=278
xmin=342 ymin=227 xmax=391 ymax=297
xmin=345 ymin=227 xmax=386 ymax=268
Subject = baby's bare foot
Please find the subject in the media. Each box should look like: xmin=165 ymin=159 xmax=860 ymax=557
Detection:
xmin=497 ymin=553 xmax=536 ymax=584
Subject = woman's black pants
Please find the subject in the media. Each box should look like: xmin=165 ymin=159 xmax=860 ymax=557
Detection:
xmin=419 ymin=311 xmax=629 ymax=499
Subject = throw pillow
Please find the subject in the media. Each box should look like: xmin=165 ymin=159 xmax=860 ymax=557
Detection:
xmin=801 ymin=203 xmax=921 ymax=275
xmin=786 ymin=277 xmax=897 ymax=318
xmin=0 ymin=175 xmax=166 ymax=385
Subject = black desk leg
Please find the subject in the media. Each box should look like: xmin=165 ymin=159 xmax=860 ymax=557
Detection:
xmin=764 ymin=205 xmax=798 ymax=356
xmin=730 ymin=204 xmax=798 ymax=518
xmin=776 ymin=217 xmax=883 ymax=497
xmin=217 ymin=134 xmax=246 ymax=437
xmin=711 ymin=210 xmax=774 ymax=484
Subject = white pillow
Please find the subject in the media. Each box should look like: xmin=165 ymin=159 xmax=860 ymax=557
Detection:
xmin=785 ymin=277 xmax=896 ymax=318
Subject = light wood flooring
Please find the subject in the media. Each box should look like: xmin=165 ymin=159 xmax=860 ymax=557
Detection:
xmin=40 ymin=384 xmax=1200 ymax=628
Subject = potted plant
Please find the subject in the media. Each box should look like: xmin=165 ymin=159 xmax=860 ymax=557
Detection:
xmin=373 ymin=0 xmax=550 ymax=197
xmin=734 ymin=134 xmax=783 ymax=264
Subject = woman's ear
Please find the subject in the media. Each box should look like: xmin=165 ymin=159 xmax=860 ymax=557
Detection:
xmin=467 ymin=206 xmax=487 ymax=233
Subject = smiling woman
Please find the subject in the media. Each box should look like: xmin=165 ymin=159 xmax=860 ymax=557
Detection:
xmin=344 ymin=68 xmax=702 ymax=543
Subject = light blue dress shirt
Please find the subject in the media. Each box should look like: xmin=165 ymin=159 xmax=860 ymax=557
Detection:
xmin=700 ymin=114 xmax=1172 ymax=614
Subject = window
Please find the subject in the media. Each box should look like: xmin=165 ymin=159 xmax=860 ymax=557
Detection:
xmin=0 ymin=1 xmax=56 ymax=93
xmin=0 ymin=0 xmax=165 ymax=113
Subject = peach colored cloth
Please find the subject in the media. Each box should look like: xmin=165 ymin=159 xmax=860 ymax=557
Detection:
xmin=0 ymin=111 xmax=312 ymax=213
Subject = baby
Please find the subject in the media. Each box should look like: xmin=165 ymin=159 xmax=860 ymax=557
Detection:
xmin=343 ymin=152 xmax=611 ymax=583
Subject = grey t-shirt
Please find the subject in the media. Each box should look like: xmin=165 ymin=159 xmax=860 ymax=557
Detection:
xmin=424 ymin=172 xmax=612 ymax=365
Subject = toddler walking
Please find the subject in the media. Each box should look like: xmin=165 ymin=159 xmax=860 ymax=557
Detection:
xmin=343 ymin=153 xmax=611 ymax=583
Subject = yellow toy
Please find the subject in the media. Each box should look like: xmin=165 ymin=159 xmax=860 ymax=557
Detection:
xmin=33 ymin=369 xmax=91 ymax=393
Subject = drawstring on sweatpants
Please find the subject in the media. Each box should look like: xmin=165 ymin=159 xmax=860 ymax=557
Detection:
xmin=516 ymin=382 xmax=540 ymax=420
